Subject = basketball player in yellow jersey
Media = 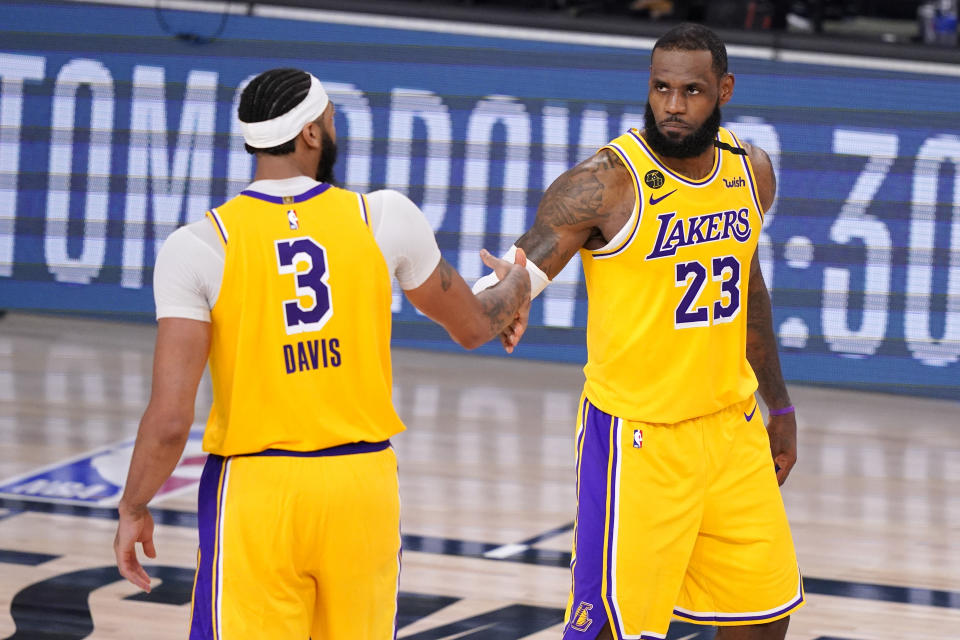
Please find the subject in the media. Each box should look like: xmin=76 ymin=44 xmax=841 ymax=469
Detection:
xmin=113 ymin=68 xmax=530 ymax=639
xmin=475 ymin=23 xmax=803 ymax=640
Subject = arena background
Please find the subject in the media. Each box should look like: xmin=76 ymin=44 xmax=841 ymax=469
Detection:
xmin=0 ymin=0 xmax=957 ymax=397
xmin=1 ymin=2 xmax=959 ymax=639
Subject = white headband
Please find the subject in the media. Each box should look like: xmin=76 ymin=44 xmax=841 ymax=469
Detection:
xmin=241 ymin=74 xmax=329 ymax=149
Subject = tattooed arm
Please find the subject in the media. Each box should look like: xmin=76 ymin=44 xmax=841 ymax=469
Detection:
xmin=516 ymin=148 xmax=635 ymax=278
xmin=744 ymin=142 xmax=796 ymax=485
xmin=747 ymin=251 xmax=796 ymax=485
xmin=404 ymin=252 xmax=531 ymax=351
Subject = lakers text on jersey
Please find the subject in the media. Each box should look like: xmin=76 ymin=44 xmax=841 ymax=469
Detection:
xmin=581 ymin=126 xmax=763 ymax=424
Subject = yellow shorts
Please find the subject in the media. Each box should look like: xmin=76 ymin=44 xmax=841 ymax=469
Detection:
xmin=189 ymin=441 xmax=401 ymax=640
xmin=563 ymin=394 xmax=803 ymax=639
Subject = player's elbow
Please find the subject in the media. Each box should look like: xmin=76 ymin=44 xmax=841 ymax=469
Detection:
xmin=450 ymin=326 xmax=488 ymax=351
xmin=446 ymin=316 xmax=494 ymax=351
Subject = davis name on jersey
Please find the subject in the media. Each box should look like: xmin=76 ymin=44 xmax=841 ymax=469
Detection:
xmin=283 ymin=338 xmax=342 ymax=373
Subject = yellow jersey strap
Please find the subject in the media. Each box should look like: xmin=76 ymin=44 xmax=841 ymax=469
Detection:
xmin=726 ymin=129 xmax=766 ymax=222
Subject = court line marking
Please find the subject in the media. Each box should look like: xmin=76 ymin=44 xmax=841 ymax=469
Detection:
xmin=1 ymin=496 xmax=958 ymax=610
xmin=483 ymin=521 xmax=575 ymax=559
xmin=54 ymin=0 xmax=960 ymax=77
xmin=0 ymin=548 xmax=59 ymax=566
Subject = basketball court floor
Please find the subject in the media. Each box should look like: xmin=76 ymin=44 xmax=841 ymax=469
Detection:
xmin=0 ymin=311 xmax=958 ymax=639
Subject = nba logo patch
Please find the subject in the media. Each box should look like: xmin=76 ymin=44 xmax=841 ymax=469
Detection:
xmin=633 ymin=429 xmax=643 ymax=449
xmin=287 ymin=209 xmax=299 ymax=230
xmin=570 ymin=601 xmax=593 ymax=632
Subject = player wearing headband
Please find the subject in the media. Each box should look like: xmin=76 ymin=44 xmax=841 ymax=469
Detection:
xmin=113 ymin=68 xmax=531 ymax=639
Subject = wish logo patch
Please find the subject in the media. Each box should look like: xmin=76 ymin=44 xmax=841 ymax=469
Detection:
xmin=0 ymin=427 xmax=206 ymax=506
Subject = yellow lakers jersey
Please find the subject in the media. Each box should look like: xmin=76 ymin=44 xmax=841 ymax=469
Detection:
xmin=202 ymin=182 xmax=405 ymax=456
xmin=581 ymin=127 xmax=762 ymax=423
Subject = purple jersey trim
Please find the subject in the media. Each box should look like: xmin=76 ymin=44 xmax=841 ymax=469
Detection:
xmin=630 ymin=129 xmax=722 ymax=187
xmin=593 ymin=142 xmax=643 ymax=259
xmin=240 ymin=182 xmax=331 ymax=204
xmin=239 ymin=440 xmax=390 ymax=458
xmin=562 ymin=398 xmax=615 ymax=640
xmin=190 ymin=454 xmax=225 ymax=640
xmin=673 ymin=582 xmax=804 ymax=623
xmin=603 ymin=416 xmax=626 ymax=639
xmin=727 ymin=131 xmax=765 ymax=223
xmin=207 ymin=209 xmax=228 ymax=245
xmin=359 ymin=193 xmax=370 ymax=227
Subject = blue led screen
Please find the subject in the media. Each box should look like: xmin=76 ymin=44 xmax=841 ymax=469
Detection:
xmin=1 ymin=1 xmax=958 ymax=397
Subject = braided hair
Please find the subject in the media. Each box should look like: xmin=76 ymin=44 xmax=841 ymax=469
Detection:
xmin=238 ymin=68 xmax=312 ymax=156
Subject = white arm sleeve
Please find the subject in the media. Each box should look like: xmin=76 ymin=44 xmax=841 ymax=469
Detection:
xmin=366 ymin=189 xmax=441 ymax=290
xmin=471 ymin=245 xmax=551 ymax=298
xmin=153 ymin=222 xmax=224 ymax=321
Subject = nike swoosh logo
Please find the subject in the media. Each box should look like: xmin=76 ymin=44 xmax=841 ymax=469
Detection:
xmin=648 ymin=189 xmax=677 ymax=206
xmin=744 ymin=404 xmax=758 ymax=421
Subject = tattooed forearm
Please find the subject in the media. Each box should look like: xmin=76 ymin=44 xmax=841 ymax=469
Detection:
xmin=746 ymin=265 xmax=792 ymax=410
xmin=477 ymin=269 xmax=530 ymax=337
xmin=516 ymin=221 xmax=580 ymax=276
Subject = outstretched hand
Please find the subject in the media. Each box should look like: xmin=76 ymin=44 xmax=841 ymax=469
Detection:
xmin=479 ymin=248 xmax=530 ymax=354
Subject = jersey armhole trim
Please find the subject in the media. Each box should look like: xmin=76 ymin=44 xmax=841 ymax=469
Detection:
xmin=206 ymin=209 xmax=228 ymax=247
xmin=358 ymin=193 xmax=371 ymax=228
xmin=591 ymin=142 xmax=643 ymax=260
xmin=728 ymin=130 xmax=766 ymax=223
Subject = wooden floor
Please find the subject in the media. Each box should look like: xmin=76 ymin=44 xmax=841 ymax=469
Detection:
xmin=1 ymin=311 xmax=958 ymax=639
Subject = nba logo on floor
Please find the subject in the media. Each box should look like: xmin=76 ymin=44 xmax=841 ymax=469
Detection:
xmin=0 ymin=427 xmax=206 ymax=505
xmin=570 ymin=601 xmax=593 ymax=632
xmin=633 ymin=429 xmax=643 ymax=448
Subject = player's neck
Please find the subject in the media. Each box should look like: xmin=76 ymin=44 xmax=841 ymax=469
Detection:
xmin=654 ymin=147 xmax=716 ymax=181
xmin=252 ymin=153 xmax=317 ymax=182
xmin=639 ymin=130 xmax=717 ymax=180
xmin=659 ymin=149 xmax=715 ymax=180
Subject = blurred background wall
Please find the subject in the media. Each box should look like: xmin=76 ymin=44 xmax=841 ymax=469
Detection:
xmin=0 ymin=0 xmax=957 ymax=398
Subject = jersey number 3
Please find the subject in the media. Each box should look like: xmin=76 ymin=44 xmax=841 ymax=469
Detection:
xmin=674 ymin=255 xmax=741 ymax=329
xmin=275 ymin=237 xmax=332 ymax=335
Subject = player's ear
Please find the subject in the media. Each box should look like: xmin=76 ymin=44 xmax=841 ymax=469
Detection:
xmin=300 ymin=120 xmax=323 ymax=150
xmin=718 ymin=73 xmax=735 ymax=106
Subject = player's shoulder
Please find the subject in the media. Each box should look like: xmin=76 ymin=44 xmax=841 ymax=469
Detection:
xmin=736 ymin=140 xmax=776 ymax=209
xmin=366 ymin=188 xmax=417 ymax=209
xmin=738 ymin=140 xmax=772 ymax=170
xmin=163 ymin=219 xmax=208 ymax=247
xmin=159 ymin=218 xmax=222 ymax=261
xmin=365 ymin=189 xmax=426 ymax=224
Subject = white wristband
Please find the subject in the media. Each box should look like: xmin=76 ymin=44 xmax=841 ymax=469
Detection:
xmin=471 ymin=245 xmax=551 ymax=299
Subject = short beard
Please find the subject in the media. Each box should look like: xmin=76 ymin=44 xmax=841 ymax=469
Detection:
xmin=643 ymin=102 xmax=721 ymax=159
xmin=316 ymin=129 xmax=338 ymax=184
